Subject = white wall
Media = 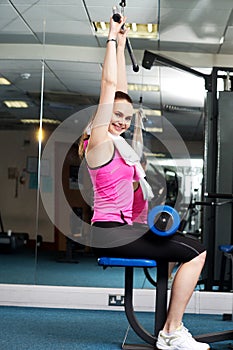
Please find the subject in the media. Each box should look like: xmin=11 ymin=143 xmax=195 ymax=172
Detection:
xmin=0 ymin=129 xmax=54 ymax=242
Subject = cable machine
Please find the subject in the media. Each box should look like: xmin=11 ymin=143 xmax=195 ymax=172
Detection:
xmin=142 ymin=51 xmax=233 ymax=291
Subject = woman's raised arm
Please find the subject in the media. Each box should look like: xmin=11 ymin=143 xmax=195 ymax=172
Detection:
xmin=88 ymin=16 xmax=126 ymax=149
xmin=116 ymin=26 xmax=129 ymax=93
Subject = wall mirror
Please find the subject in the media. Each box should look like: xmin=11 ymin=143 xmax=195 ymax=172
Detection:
xmin=0 ymin=58 xmax=42 ymax=285
xmin=0 ymin=58 xmax=206 ymax=288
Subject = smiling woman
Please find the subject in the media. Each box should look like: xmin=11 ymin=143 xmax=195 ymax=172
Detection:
xmin=80 ymin=16 xmax=134 ymax=169
xmin=78 ymin=13 xmax=153 ymax=226
xmin=78 ymin=14 xmax=145 ymax=223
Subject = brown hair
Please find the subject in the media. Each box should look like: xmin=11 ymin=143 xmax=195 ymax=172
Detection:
xmin=115 ymin=90 xmax=132 ymax=104
xmin=78 ymin=91 xmax=133 ymax=159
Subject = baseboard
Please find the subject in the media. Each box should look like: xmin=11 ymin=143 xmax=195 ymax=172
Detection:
xmin=0 ymin=284 xmax=232 ymax=315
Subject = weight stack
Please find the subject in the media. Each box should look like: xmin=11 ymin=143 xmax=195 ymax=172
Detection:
xmin=215 ymin=91 xmax=233 ymax=276
xmin=203 ymin=91 xmax=233 ymax=287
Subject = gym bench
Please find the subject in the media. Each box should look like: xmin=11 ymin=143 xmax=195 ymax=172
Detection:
xmin=98 ymin=256 xmax=233 ymax=349
xmin=98 ymin=257 xmax=169 ymax=349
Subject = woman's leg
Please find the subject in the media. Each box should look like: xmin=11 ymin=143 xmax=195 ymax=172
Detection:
xmin=162 ymin=251 xmax=207 ymax=333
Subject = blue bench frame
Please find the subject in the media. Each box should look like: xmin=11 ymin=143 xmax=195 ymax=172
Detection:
xmin=219 ymin=245 xmax=233 ymax=292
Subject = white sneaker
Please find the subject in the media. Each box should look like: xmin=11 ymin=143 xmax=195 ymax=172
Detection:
xmin=156 ymin=323 xmax=210 ymax=349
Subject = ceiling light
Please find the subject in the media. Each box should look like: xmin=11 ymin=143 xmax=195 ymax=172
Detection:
xmin=219 ymin=36 xmax=224 ymax=44
xmin=133 ymin=108 xmax=161 ymax=117
xmin=144 ymin=109 xmax=162 ymax=116
xmin=21 ymin=118 xmax=60 ymax=124
xmin=145 ymin=152 xmax=166 ymax=158
xmin=128 ymin=83 xmax=160 ymax=92
xmin=144 ymin=126 xmax=163 ymax=133
xmin=0 ymin=77 xmax=11 ymax=85
xmin=93 ymin=22 xmax=157 ymax=39
xmin=131 ymin=23 xmax=137 ymax=32
xmin=37 ymin=127 xmax=44 ymax=143
xmin=147 ymin=23 xmax=153 ymax=33
xmin=4 ymin=100 xmax=28 ymax=108
xmin=100 ymin=21 xmax=107 ymax=31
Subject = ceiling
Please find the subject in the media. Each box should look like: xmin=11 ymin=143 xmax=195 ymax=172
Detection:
xmin=0 ymin=0 xmax=233 ymax=141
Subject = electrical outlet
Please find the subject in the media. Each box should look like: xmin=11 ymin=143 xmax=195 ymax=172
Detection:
xmin=108 ymin=294 xmax=125 ymax=306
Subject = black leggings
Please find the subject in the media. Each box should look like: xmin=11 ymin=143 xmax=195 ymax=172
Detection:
xmin=91 ymin=222 xmax=206 ymax=263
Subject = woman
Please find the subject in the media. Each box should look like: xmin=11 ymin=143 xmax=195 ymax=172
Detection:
xmin=79 ymin=15 xmax=209 ymax=350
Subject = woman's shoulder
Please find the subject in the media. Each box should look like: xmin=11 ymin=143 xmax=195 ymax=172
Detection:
xmin=85 ymin=137 xmax=115 ymax=169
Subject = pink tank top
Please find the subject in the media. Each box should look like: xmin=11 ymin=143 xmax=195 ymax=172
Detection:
xmin=132 ymin=184 xmax=148 ymax=224
xmin=86 ymin=144 xmax=139 ymax=225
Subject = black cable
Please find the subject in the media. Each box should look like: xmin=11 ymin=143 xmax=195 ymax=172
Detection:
xmin=113 ymin=3 xmax=139 ymax=72
xmin=157 ymin=0 xmax=161 ymax=51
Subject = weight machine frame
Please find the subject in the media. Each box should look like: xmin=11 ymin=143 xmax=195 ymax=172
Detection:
xmin=142 ymin=51 xmax=233 ymax=345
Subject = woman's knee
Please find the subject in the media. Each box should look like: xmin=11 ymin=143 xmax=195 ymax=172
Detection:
xmin=192 ymin=250 xmax=207 ymax=266
xmin=200 ymin=250 xmax=207 ymax=260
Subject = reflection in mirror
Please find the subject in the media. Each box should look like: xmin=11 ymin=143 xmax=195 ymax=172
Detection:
xmin=0 ymin=58 xmax=43 ymax=284
xmin=0 ymin=2 xmax=57 ymax=286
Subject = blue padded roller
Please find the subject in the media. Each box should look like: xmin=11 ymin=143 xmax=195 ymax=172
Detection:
xmin=219 ymin=245 xmax=233 ymax=253
xmin=148 ymin=205 xmax=180 ymax=236
xmin=98 ymin=257 xmax=157 ymax=268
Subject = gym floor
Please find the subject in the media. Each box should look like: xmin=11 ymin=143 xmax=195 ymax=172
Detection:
xmin=0 ymin=307 xmax=232 ymax=350
xmin=0 ymin=249 xmax=233 ymax=349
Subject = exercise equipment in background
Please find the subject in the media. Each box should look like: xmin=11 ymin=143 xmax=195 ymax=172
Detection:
xmin=57 ymin=207 xmax=85 ymax=263
xmin=0 ymin=211 xmax=29 ymax=253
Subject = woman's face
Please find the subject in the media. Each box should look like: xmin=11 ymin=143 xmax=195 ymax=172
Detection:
xmin=108 ymin=99 xmax=133 ymax=136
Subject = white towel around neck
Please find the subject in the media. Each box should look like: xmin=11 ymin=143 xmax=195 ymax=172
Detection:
xmin=108 ymin=133 xmax=154 ymax=201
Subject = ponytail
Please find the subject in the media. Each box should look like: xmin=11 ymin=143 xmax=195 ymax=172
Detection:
xmin=78 ymin=132 xmax=89 ymax=159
